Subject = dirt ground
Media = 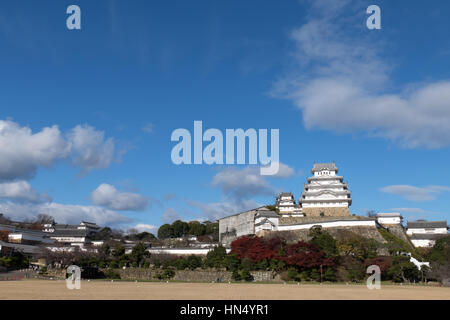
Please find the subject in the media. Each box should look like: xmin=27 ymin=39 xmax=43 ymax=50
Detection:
xmin=1 ymin=280 xmax=449 ymax=300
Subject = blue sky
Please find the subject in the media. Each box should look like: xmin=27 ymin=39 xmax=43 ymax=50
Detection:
xmin=1 ymin=0 xmax=450 ymax=233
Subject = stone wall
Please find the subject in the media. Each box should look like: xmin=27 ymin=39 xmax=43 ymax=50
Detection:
xmin=301 ymin=207 xmax=350 ymax=217
xmin=101 ymin=268 xmax=276 ymax=282
xmin=42 ymin=268 xmax=66 ymax=279
xmin=384 ymin=224 xmax=411 ymax=244
xmin=268 ymin=225 xmax=387 ymax=245
xmin=279 ymin=215 xmax=374 ymax=225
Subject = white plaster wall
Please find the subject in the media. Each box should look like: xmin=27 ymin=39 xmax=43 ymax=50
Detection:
xmin=302 ymin=202 xmax=348 ymax=208
xmin=147 ymin=248 xmax=231 ymax=255
xmin=406 ymin=228 xmax=448 ymax=235
xmin=411 ymin=239 xmax=435 ymax=248
xmin=377 ymin=217 xmax=402 ymax=225
xmin=277 ymin=220 xmax=375 ymax=231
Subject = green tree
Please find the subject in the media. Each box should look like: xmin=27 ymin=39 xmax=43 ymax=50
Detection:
xmin=205 ymin=246 xmax=227 ymax=268
xmin=152 ymin=258 xmax=161 ymax=268
xmin=112 ymin=244 xmax=126 ymax=258
xmin=310 ymin=269 xmax=321 ymax=282
xmin=174 ymin=258 xmax=188 ymax=270
xmin=323 ymin=268 xmax=336 ymax=282
xmin=204 ymin=222 xmax=219 ymax=241
xmin=223 ymin=254 xmax=240 ymax=271
xmin=232 ymin=269 xmax=241 ymax=281
xmin=188 ymin=221 xmax=206 ymax=237
xmin=172 ymin=220 xmax=190 ymax=237
xmin=427 ymin=235 xmax=450 ymax=265
xmin=387 ymin=256 xmax=421 ymax=283
xmin=256 ymin=259 xmax=269 ymax=270
xmin=186 ymin=255 xmax=202 ymax=270
xmin=240 ymin=258 xmax=255 ymax=271
xmin=241 ymin=268 xmax=253 ymax=282
xmin=308 ymin=226 xmax=338 ymax=256
xmin=287 ymin=267 xmax=299 ymax=281
xmin=130 ymin=243 xmax=149 ymax=267
xmin=337 ymin=232 xmax=379 ymax=260
xmin=299 ymin=270 xmax=310 ymax=282
xmin=129 ymin=232 xmax=156 ymax=241
xmin=158 ymin=224 xmax=174 ymax=239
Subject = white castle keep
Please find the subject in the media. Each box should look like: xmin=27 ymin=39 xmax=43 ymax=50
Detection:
xmin=275 ymin=162 xmax=352 ymax=217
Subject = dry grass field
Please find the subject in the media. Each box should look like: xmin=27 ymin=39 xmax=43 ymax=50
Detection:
xmin=0 ymin=280 xmax=449 ymax=300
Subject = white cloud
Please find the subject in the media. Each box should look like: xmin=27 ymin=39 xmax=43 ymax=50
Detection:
xmin=67 ymin=125 xmax=115 ymax=173
xmin=211 ymin=163 xmax=294 ymax=201
xmin=271 ymin=162 xmax=296 ymax=179
xmin=0 ymin=201 xmax=130 ymax=226
xmin=188 ymin=199 xmax=260 ymax=222
xmin=0 ymin=120 xmax=70 ymax=181
xmin=0 ymin=120 xmax=120 ymax=181
xmin=132 ymin=223 xmax=158 ymax=234
xmin=211 ymin=166 xmax=275 ymax=201
xmin=161 ymin=208 xmax=181 ymax=224
xmin=273 ymin=2 xmax=450 ymax=149
xmin=381 ymin=185 xmax=450 ymax=202
xmin=91 ymin=183 xmax=148 ymax=211
xmin=0 ymin=180 xmax=51 ymax=203
xmin=203 ymin=164 xmax=295 ymax=219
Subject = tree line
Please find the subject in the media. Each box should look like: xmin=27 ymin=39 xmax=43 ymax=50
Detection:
xmin=157 ymin=220 xmax=219 ymax=241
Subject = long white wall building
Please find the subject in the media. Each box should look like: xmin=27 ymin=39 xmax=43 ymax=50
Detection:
xmin=406 ymin=220 xmax=448 ymax=247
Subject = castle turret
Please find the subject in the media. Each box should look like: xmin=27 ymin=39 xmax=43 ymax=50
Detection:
xmin=275 ymin=192 xmax=303 ymax=217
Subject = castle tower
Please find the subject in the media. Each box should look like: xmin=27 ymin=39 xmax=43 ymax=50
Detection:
xmin=299 ymin=162 xmax=352 ymax=217
xmin=275 ymin=192 xmax=303 ymax=217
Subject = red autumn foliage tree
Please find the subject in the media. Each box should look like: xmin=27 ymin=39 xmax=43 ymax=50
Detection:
xmin=280 ymin=241 xmax=335 ymax=270
xmin=0 ymin=229 xmax=10 ymax=242
xmin=364 ymin=256 xmax=391 ymax=275
xmin=230 ymin=236 xmax=335 ymax=270
xmin=230 ymin=236 xmax=283 ymax=262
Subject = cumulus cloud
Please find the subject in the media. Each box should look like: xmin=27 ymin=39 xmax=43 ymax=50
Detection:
xmin=211 ymin=167 xmax=275 ymax=201
xmin=210 ymin=163 xmax=294 ymax=201
xmin=201 ymin=164 xmax=295 ymax=220
xmin=0 ymin=180 xmax=51 ymax=203
xmin=0 ymin=120 xmax=70 ymax=181
xmin=273 ymin=1 xmax=450 ymax=149
xmin=271 ymin=162 xmax=296 ymax=179
xmin=132 ymin=223 xmax=158 ymax=234
xmin=67 ymin=125 xmax=115 ymax=173
xmin=0 ymin=119 xmax=119 ymax=181
xmin=0 ymin=201 xmax=130 ymax=226
xmin=188 ymin=199 xmax=260 ymax=222
xmin=380 ymin=185 xmax=450 ymax=202
xmin=91 ymin=183 xmax=148 ymax=211
xmin=161 ymin=208 xmax=181 ymax=224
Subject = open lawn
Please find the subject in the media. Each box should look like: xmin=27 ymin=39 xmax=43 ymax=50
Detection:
xmin=0 ymin=280 xmax=449 ymax=300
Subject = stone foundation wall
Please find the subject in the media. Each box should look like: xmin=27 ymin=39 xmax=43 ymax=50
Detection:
xmin=44 ymin=268 xmax=66 ymax=279
xmin=384 ymin=224 xmax=411 ymax=244
xmin=279 ymin=215 xmax=373 ymax=225
xmin=174 ymin=270 xmax=231 ymax=282
xmin=301 ymin=207 xmax=350 ymax=217
xmin=268 ymin=225 xmax=387 ymax=245
xmin=102 ymin=268 xmax=276 ymax=282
